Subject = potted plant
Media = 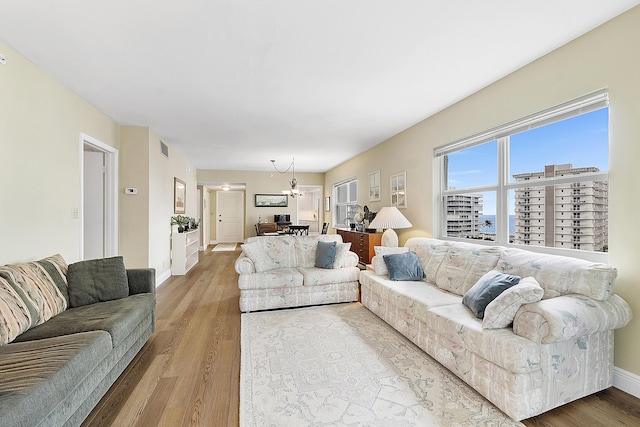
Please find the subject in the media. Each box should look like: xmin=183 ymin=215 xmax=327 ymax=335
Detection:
xmin=171 ymin=215 xmax=190 ymax=233
xmin=189 ymin=217 xmax=200 ymax=230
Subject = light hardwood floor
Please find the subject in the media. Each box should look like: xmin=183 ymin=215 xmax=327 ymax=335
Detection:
xmin=83 ymin=246 xmax=640 ymax=426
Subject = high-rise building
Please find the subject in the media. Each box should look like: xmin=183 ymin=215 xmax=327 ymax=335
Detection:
xmin=513 ymin=164 xmax=608 ymax=251
xmin=446 ymin=192 xmax=483 ymax=238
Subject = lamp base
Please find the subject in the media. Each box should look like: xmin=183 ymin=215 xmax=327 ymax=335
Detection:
xmin=381 ymin=229 xmax=399 ymax=247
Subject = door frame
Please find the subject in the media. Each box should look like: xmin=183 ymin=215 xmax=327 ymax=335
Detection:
xmin=80 ymin=133 xmax=118 ymax=259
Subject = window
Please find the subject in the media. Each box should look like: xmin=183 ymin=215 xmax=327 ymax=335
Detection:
xmin=333 ymin=178 xmax=357 ymax=227
xmin=435 ymin=90 xmax=608 ymax=256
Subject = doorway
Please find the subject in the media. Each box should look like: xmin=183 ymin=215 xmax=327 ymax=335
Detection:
xmin=297 ymin=185 xmax=322 ymax=233
xmin=81 ymin=134 xmax=118 ymax=260
xmin=216 ymin=190 xmax=244 ymax=243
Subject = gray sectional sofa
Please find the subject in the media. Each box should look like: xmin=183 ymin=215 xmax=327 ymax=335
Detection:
xmin=0 ymin=255 xmax=156 ymax=427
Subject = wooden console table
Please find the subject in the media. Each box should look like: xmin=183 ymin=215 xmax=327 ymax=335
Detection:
xmin=336 ymin=228 xmax=382 ymax=265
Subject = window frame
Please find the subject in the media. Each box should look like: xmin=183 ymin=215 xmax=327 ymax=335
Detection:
xmin=332 ymin=177 xmax=358 ymax=228
xmin=433 ymin=90 xmax=609 ymax=263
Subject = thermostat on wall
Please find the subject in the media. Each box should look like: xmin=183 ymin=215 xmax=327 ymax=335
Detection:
xmin=125 ymin=188 xmax=137 ymax=195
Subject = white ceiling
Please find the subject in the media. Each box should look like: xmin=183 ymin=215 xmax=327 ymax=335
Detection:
xmin=1 ymin=1 xmax=638 ymax=172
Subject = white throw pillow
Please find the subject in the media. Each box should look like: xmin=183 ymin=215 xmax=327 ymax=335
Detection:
xmin=333 ymin=242 xmax=352 ymax=269
xmin=482 ymin=277 xmax=544 ymax=329
xmin=372 ymin=246 xmax=409 ymax=275
xmin=241 ymin=242 xmax=278 ymax=273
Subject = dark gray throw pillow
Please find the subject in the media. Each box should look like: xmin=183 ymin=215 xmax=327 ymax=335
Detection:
xmin=315 ymin=241 xmax=337 ymax=269
xmin=67 ymin=256 xmax=129 ymax=307
xmin=462 ymin=270 xmax=521 ymax=319
xmin=383 ymin=251 xmax=426 ymax=281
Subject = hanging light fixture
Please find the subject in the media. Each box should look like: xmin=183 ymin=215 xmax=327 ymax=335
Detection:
xmin=270 ymin=158 xmax=301 ymax=197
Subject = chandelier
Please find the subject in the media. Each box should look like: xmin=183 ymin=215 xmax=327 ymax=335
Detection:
xmin=270 ymin=158 xmax=300 ymax=197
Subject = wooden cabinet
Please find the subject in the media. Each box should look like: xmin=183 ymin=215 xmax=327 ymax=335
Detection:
xmin=336 ymin=228 xmax=382 ymax=265
xmin=171 ymin=229 xmax=200 ymax=275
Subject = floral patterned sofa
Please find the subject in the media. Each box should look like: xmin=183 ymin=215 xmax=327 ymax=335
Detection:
xmin=359 ymin=237 xmax=632 ymax=421
xmin=235 ymin=234 xmax=360 ymax=312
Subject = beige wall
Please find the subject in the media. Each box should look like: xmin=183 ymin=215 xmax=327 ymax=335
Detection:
xmin=120 ymin=126 xmax=197 ymax=277
xmin=197 ymin=170 xmax=325 ymax=241
xmin=324 ymin=7 xmax=640 ymax=376
xmin=0 ymin=40 xmax=120 ymax=264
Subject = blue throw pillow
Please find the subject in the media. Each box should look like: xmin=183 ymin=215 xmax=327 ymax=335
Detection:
xmin=315 ymin=241 xmax=337 ymax=269
xmin=382 ymin=251 xmax=426 ymax=281
xmin=462 ymin=270 xmax=521 ymax=319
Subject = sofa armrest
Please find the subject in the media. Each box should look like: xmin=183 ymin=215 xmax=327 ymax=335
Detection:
xmin=235 ymin=254 xmax=256 ymax=274
xmin=343 ymin=251 xmax=359 ymax=268
xmin=513 ymin=294 xmax=632 ymax=344
xmin=127 ymin=268 xmax=156 ymax=295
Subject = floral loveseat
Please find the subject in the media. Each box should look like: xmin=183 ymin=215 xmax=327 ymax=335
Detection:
xmin=359 ymin=237 xmax=632 ymax=421
xmin=235 ymin=234 xmax=360 ymax=312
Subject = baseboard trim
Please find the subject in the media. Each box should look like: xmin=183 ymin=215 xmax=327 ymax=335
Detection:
xmin=156 ymin=269 xmax=171 ymax=288
xmin=614 ymin=366 xmax=640 ymax=398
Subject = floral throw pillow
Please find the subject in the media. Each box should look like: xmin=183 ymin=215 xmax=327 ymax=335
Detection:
xmin=241 ymin=242 xmax=278 ymax=273
xmin=482 ymin=277 xmax=544 ymax=329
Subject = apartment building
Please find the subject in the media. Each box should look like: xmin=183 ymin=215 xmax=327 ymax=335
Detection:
xmin=513 ymin=164 xmax=608 ymax=251
xmin=446 ymin=192 xmax=483 ymax=238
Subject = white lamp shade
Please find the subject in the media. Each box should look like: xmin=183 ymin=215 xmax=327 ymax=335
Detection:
xmin=368 ymin=207 xmax=412 ymax=230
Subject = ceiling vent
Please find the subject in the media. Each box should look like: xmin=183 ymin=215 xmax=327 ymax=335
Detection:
xmin=160 ymin=140 xmax=169 ymax=158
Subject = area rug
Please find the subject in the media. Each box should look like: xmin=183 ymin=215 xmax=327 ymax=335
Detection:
xmin=240 ymin=303 xmax=523 ymax=427
xmin=212 ymin=243 xmax=237 ymax=252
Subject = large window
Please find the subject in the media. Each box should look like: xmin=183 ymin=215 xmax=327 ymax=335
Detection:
xmin=333 ymin=178 xmax=358 ymax=228
xmin=435 ymin=90 xmax=609 ymax=258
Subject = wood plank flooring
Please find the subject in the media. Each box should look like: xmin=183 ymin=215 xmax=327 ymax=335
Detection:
xmin=83 ymin=246 xmax=640 ymax=426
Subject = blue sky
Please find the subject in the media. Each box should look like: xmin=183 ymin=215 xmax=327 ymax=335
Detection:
xmin=447 ymin=108 xmax=608 ymax=215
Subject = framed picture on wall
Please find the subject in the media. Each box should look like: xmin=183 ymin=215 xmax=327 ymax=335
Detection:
xmin=390 ymin=172 xmax=406 ymax=209
xmin=255 ymin=194 xmax=289 ymax=207
xmin=324 ymin=196 xmax=331 ymax=212
xmin=174 ymin=177 xmax=186 ymax=214
xmin=369 ymin=170 xmax=381 ymax=201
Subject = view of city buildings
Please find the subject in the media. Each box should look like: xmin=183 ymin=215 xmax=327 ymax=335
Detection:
xmin=446 ymin=164 xmax=609 ymax=252
xmin=445 ymin=193 xmax=483 ymax=237
xmin=513 ymin=164 xmax=608 ymax=251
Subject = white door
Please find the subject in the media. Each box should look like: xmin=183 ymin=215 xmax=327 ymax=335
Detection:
xmin=83 ymin=149 xmax=105 ymax=259
xmin=216 ymin=191 xmax=244 ymax=243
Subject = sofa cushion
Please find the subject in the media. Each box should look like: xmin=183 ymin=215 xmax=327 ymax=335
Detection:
xmin=427 ymin=303 xmax=541 ymax=374
xmin=462 ymin=270 xmax=521 ymax=319
xmin=435 ymin=242 xmax=502 ymax=296
xmin=315 ymin=241 xmax=337 ymax=269
xmin=297 ymin=266 xmax=360 ymax=286
xmin=333 ymin=242 xmax=352 ymax=269
xmin=383 ymin=251 xmax=426 ymax=281
xmin=405 ymin=238 xmax=451 ymax=283
xmin=67 ymin=256 xmax=129 ymax=307
xmin=241 ymin=241 xmax=279 ymax=272
xmin=372 ymin=246 xmax=408 ymax=275
xmin=13 ymin=293 xmax=155 ymax=348
xmin=483 ymin=277 xmax=544 ymax=329
xmin=496 ymin=248 xmax=617 ymax=301
xmin=244 ymin=235 xmax=297 ymax=268
xmin=0 ymin=331 xmax=112 ymax=427
xmin=0 ymin=261 xmax=68 ymax=326
xmin=237 ymin=268 xmax=304 ymax=290
xmin=35 ymin=254 xmax=70 ymax=304
xmin=0 ymin=276 xmax=34 ymax=345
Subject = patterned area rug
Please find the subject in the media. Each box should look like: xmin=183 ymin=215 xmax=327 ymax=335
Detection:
xmin=212 ymin=243 xmax=237 ymax=252
xmin=240 ymin=303 xmax=523 ymax=426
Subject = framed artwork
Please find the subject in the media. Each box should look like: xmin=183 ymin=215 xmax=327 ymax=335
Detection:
xmin=368 ymin=170 xmax=381 ymax=201
xmin=255 ymin=194 xmax=289 ymax=207
xmin=174 ymin=177 xmax=186 ymax=214
xmin=324 ymin=196 xmax=331 ymax=212
xmin=390 ymin=172 xmax=407 ymax=209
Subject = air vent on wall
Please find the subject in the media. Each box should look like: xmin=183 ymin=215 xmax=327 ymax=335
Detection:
xmin=160 ymin=140 xmax=169 ymax=158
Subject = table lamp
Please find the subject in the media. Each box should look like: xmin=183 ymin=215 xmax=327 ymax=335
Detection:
xmin=367 ymin=206 xmax=412 ymax=247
